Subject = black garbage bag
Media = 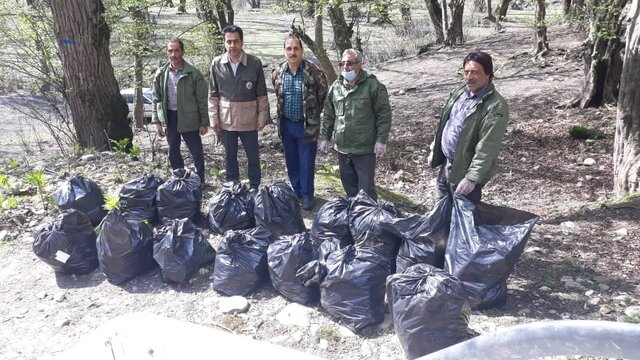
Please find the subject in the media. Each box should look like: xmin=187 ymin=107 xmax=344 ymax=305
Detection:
xmin=295 ymin=237 xmax=340 ymax=287
xmin=320 ymin=244 xmax=392 ymax=333
xmin=96 ymin=210 xmax=156 ymax=284
xmin=254 ymin=181 xmax=305 ymax=237
xmin=268 ymin=232 xmax=319 ymax=305
xmin=310 ymin=197 xmax=353 ymax=246
xmin=156 ymin=169 xmax=202 ymax=223
xmin=349 ymin=189 xmax=400 ymax=242
xmin=212 ymin=227 xmax=272 ymax=296
xmin=32 ymin=209 xmax=98 ymax=274
xmin=119 ymin=174 xmax=163 ymax=224
xmin=53 ymin=173 xmax=106 ymax=226
xmin=153 ymin=218 xmax=216 ymax=283
xmin=387 ymin=263 xmax=472 ymax=359
xmin=445 ymin=194 xmax=539 ymax=310
xmin=381 ymin=195 xmax=452 ymax=273
xmin=208 ymin=181 xmax=255 ymax=235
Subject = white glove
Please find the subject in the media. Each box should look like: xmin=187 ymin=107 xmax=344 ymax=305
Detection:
xmin=374 ymin=142 xmax=386 ymax=157
xmin=319 ymin=140 xmax=332 ymax=153
xmin=455 ymin=178 xmax=476 ymax=195
xmin=426 ymin=152 xmax=434 ymax=167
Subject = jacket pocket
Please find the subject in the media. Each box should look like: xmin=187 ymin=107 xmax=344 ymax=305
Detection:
xmin=219 ymin=100 xmax=233 ymax=126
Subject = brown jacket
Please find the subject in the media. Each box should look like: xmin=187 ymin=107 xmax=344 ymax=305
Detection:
xmin=208 ymin=51 xmax=270 ymax=131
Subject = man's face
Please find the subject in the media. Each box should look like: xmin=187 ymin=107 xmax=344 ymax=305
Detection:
xmin=284 ymin=38 xmax=303 ymax=67
xmin=224 ymin=32 xmax=244 ymax=58
xmin=167 ymin=42 xmax=184 ymax=65
xmin=340 ymin=53 xmax=361 ymax=75
xmin=464 ymin=60 xmax=491 ymax=94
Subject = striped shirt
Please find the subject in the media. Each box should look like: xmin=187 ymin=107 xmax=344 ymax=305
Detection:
xmin=283 ymin=63 xmax=304 ymax=121
xmin=441 ymin=84 xmax=491 ymax=160
xmin=167 ymin=65 xmax=183 ymax=111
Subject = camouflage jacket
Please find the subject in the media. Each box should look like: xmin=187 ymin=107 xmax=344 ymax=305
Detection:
xmin=271 ymin=59 xmax=328 ymax=142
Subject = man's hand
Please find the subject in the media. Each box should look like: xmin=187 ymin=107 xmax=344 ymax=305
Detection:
xmin=426 ymin=151 xmax=433 ymax=167
xmin=257 ymin=118 xmax=267 ymax=132
xmin=374 ymin=142 xmax=386 ymax=158
xmin=455 ymin=178 xmax=476 ymax=195
xmin=319 ymin=140 xmax=332 ymax=153
xmin=199 ymin=126 xmax=208 ymax=136
xmin=156 ymin=123 xmax=165 ymax=138
xmin=211 ymin=120 xmax=220 ymax=133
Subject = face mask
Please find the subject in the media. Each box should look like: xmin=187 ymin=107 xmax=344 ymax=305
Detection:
xmin=342 ymin=70 xmax=357 ymax=81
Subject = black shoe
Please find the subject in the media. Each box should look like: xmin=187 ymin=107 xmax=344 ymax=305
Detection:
xmin=301 ymin=197 xmax=314 ymax=210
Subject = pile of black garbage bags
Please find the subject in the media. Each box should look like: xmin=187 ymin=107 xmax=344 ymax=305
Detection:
xmin=295 ymin=190 xmax=538 ymax=359
xmin=34 ymin=169 xmax=213 ymax=284
xmin=34 ymin=171 xmax=538 ymax=360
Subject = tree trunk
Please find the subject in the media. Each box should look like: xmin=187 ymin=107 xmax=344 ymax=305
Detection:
xmin=49 ymin=0 xmax=131 ymax=150
xmin=248 ymin=0 xmax=260 ymax=9
xmin=130 ymin=5 xmax=148 ymax=129
xmin=424 ymin=0 xmax=445 ymax=43
xmin=486 ymin=0 xmax=503 ymax=31
xmin=215 ymin=0 xmax=234 ymax=28
xmin=400 ymin=4 xmax=412 ymax=23
xmin=572 ymin=0 xmax=628 ymax=108
xmin=534 ymin=0 xmax=550 ymax=55
xmin=445 ymin=0 xmax=465 ymax=45
xmin=200 ymin=0 xmax=224 ymax=54
xmin=613 ymin=1 xmax=640 ymax=195
xmin=563 ymin=0 xmax=572 ymax=17
xmin=291 ymin=9 xmax=337 ymax=84
xmin=178 ymin=0 xmax=186 ymax=13
xmin=496 ymin=0 xmax=511 ymax=20
xmin=327 ymin=4 xmax=353 ymax=55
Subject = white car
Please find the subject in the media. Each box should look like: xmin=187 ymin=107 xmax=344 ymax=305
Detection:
xmin=121 ymin=88 xmax=153 ymax=124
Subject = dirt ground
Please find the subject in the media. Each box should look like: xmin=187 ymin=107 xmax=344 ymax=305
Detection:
xmin=0 ymin=8 xmax=639 ymax=360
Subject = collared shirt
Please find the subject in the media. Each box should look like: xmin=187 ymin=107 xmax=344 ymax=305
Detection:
xmin=282 ymin=62 xmax=304 ymax=121
xmin=441 ymin=83 xmax=491 ymax=160
xmin=167 ymin=64 xmax=183 ymax=111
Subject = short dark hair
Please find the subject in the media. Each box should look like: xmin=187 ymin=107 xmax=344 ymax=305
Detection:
xmin=283 ymin=35 xmax=303 ymax=50
xmin=222 ymin=25 xmax=244 ymax=41
xmin=168 ymin=38 xmax=184 ymax=51
xmin=463 ymin=51 xmax=494 ymax=79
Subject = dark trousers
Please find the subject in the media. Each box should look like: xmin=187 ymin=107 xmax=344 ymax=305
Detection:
xmin=220 ymin=129 xmax=260 ymax=188
xmin=166 ymin=110 xmax=205 ymax=183
xmin=281 ymin=117 xmax=317 ymax=200
xmin=434 ymin=160 xmax=483 ymax=204
xmin=338 ymin=152 xmax=377 ymax=200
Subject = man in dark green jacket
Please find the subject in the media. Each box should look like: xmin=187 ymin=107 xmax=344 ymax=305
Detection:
xmin=152 ymin=39 xmax=209 ymax=183
xmin=428 ymin=51 xmax=509 ymax=203
xmin=320 ymin=49 xmax=392 ymax=200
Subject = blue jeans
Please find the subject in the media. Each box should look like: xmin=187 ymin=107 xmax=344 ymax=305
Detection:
xmin=220 ymin=129 xmax=260 ymax=188
xmin=281 ymin=117 xmax=317 ymax=200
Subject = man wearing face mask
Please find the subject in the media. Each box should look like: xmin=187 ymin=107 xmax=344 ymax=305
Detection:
xmin=319 ymin=49 xmax=392 ymax=200
xmin=427 ymin=51 xmax=509 ymax=204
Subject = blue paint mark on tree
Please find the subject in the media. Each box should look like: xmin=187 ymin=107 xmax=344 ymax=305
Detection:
xmin=60 ymin=39 xmax=76 ymax=45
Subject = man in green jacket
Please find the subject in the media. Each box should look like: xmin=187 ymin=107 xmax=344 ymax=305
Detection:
xmin=320 ymin=49 xmax=392 ymax=200
xmin=428 ymin=51 xmax=509 ymax=203
xmin=272 ymin=35 xmax=328 ymax=210
xmin=152 ymin=38 xmax=210 ymax=183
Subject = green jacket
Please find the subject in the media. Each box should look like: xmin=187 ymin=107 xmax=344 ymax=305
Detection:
xmin=320 ymin=70 xmax=392 ymax=154
xmin=152 ymin=60 xmax=209 ymax=132
xmin=271 ymin=59 xmax=328 ymax=142
xmin=431 ymin=82 xmax=509 ymax=185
